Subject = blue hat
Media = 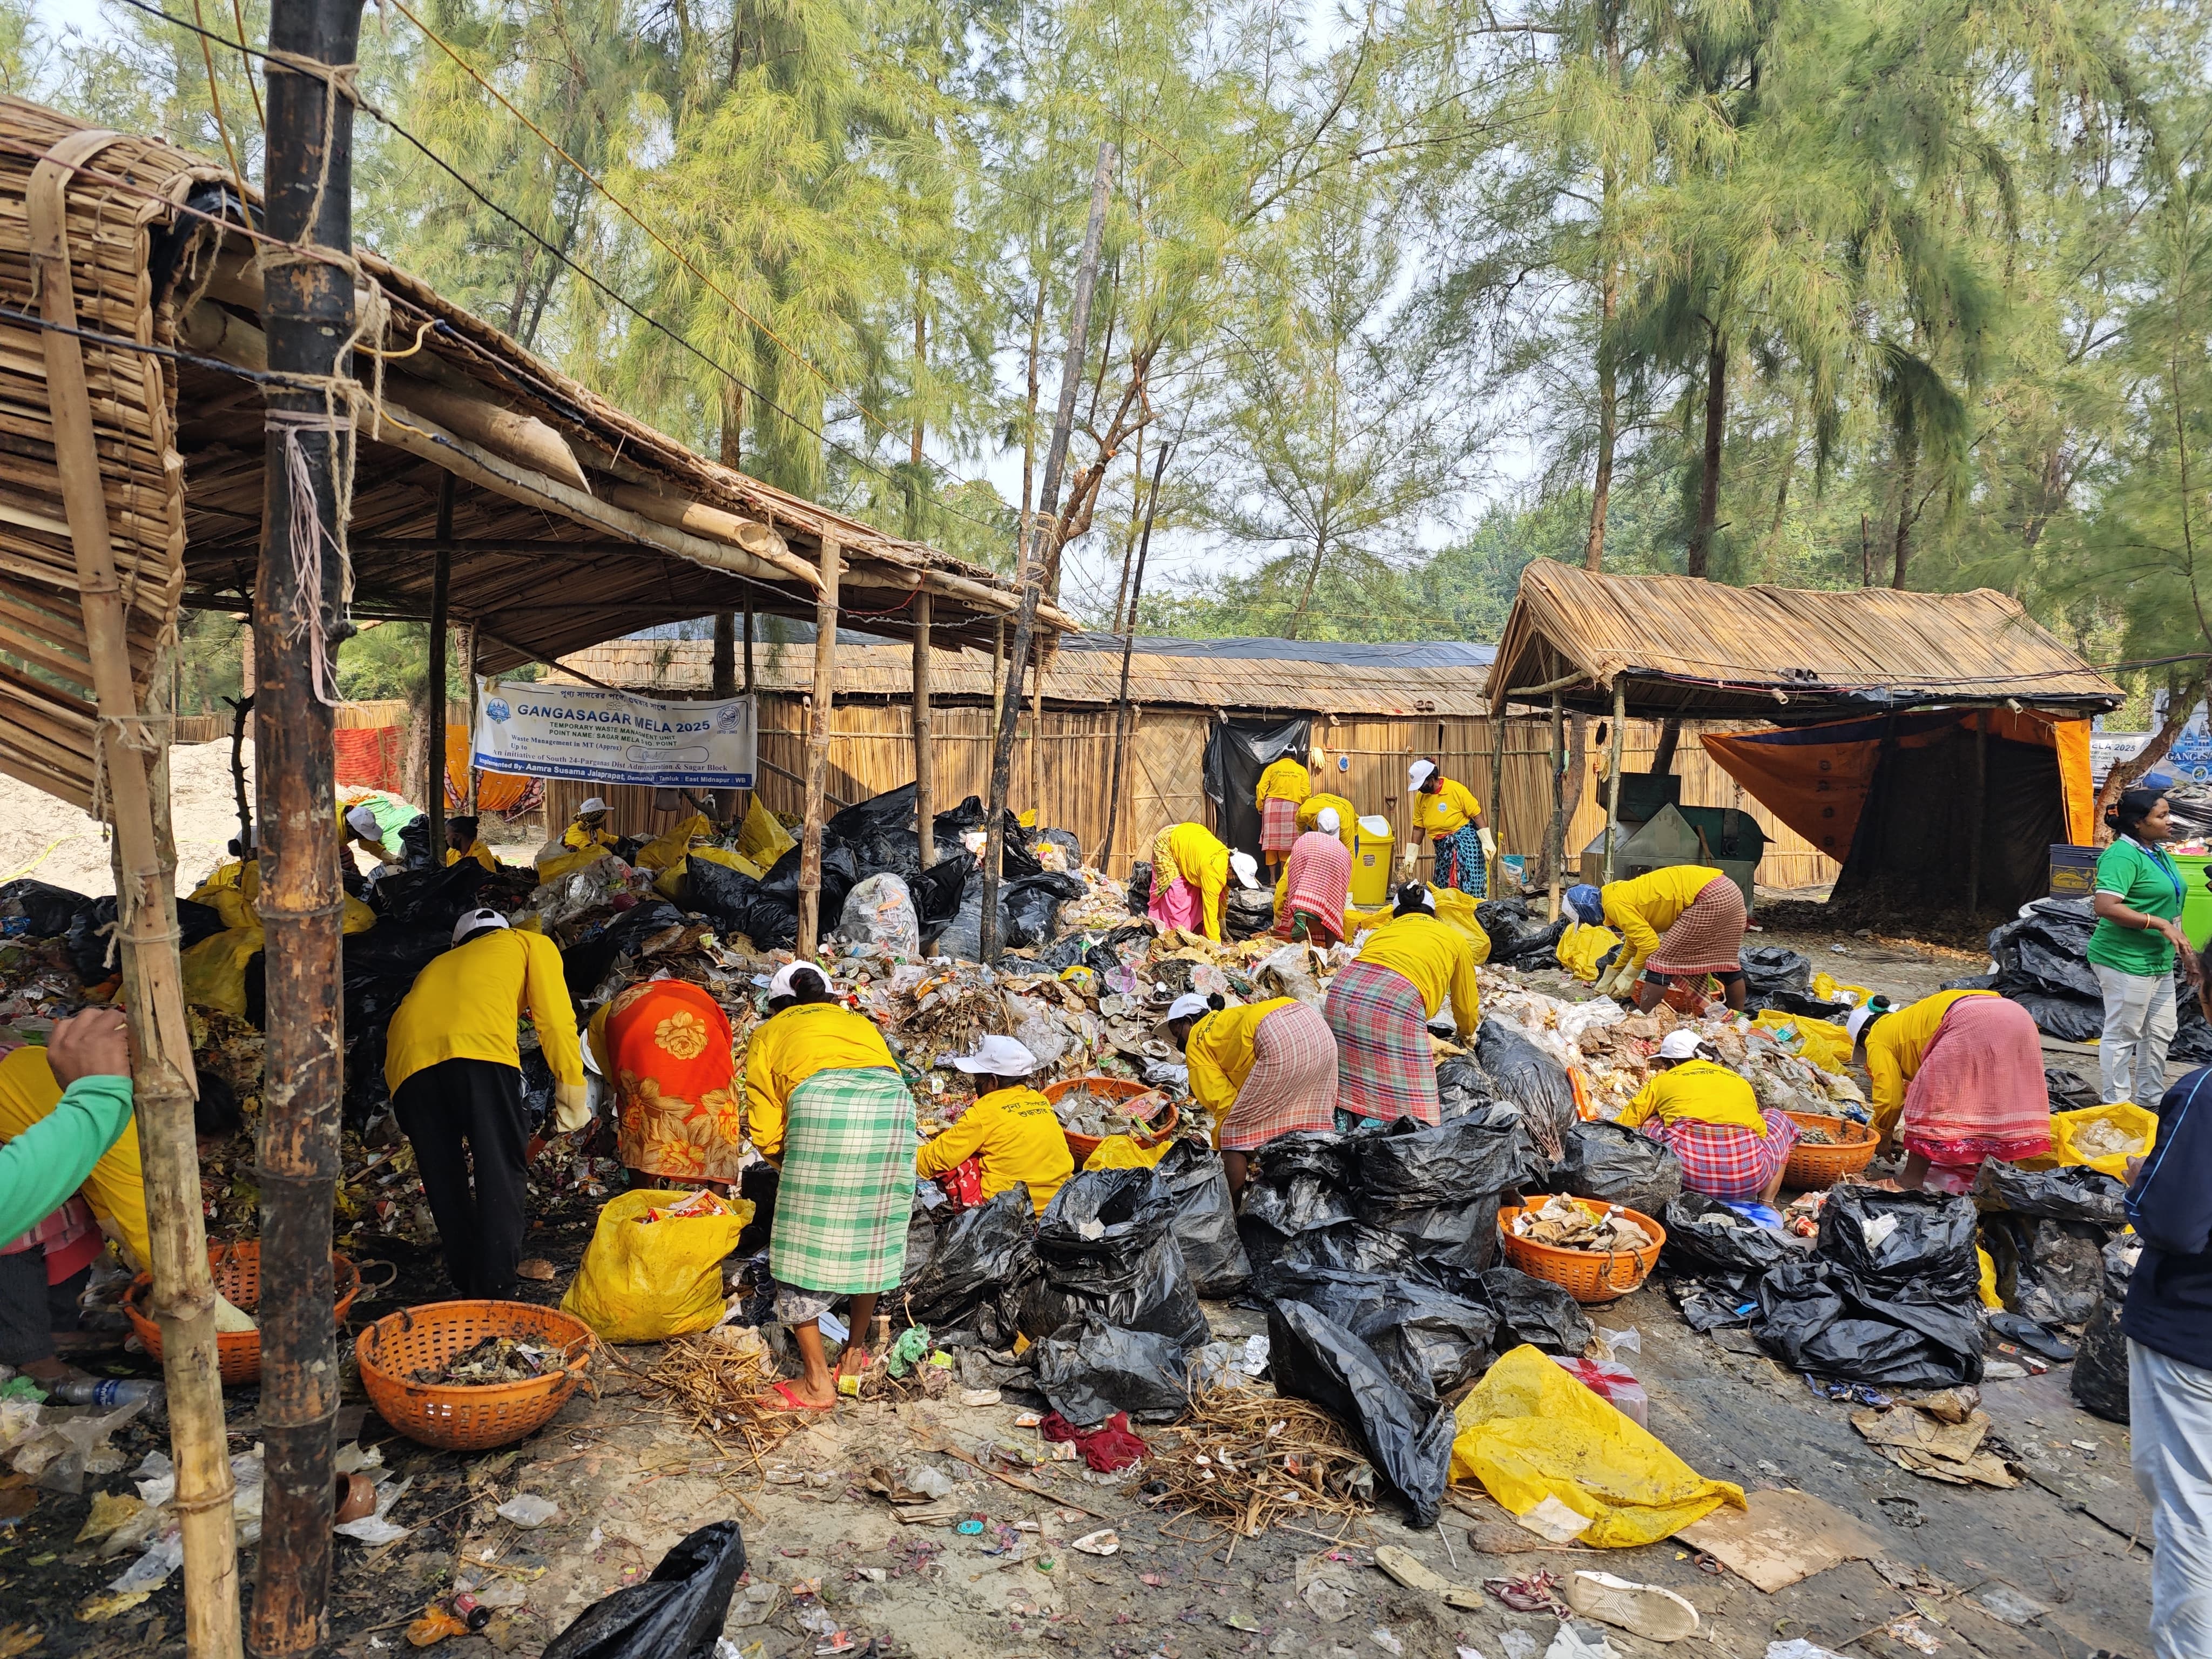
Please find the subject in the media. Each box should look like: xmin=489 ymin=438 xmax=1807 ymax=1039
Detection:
xmin=1564 ymin=885 xmax=1603 ymax=925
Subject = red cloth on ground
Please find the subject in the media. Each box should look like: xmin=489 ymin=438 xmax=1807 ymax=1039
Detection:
xmin=1900 ymin=994 xmax=2052 ymax=1167
xmin=1038 ymin=1410 xmax=1149 ymax=1471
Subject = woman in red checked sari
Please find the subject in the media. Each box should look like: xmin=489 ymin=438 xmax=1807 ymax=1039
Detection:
xmin=588 ymin=978 xmax=743 ymax=1191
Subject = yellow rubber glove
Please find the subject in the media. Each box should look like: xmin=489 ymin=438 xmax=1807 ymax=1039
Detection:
xmin=1399 ymin=840 xmax=1419 ymax=874
xmin=552 ymin=1080 xmax=593 ymax=1134
xmin=1478 ymin=827 xmax=1497 ymax=861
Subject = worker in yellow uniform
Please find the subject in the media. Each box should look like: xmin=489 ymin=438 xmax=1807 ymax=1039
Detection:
xmin=1323 ymin=884 xmax=1481 ymax=1127
xmin=384 ymin=908 xmax=588 ymax=1300
xmin=564 ymin=797 xmax=620 ymax=854
xmin=1404 ymin=759 xmax=1493 ymax=896
xmin=1570 ymin=864 xmax=1749 ymax=1012
xmin=1299 ymin=791 xmax=1359 ymax=851
xmin=915 ymin=1036 xmax=1073 ymax=1214
xmin=444 ymin=814 xmax=500 ymax=872
xmin=1615 ymin=1030 xmax=1798 ymax=1204
xmin=1256 ymin=747 xmax=1315 ymax=886
xmin=1167 ymin=991 xmax=1338 ymax=1193
xmin=1148 ymin=821 xmax=1259 ymax=942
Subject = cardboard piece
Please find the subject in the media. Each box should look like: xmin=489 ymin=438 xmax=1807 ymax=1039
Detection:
xmin=1674 ymin=1488 xmax=1887 ymax=1593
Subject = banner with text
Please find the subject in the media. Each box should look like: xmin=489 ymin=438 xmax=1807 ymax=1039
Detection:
xmin=474 ymin=680 xmax=756 ymax=789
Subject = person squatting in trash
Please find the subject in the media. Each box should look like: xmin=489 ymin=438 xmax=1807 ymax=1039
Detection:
xmin=0 ymin=1040 xmax=251 ymax=1381
xmin=1275 ymin=806 xmax=1352 ymax=945
xmin=1615 ymin=1029 xmax=1799 ymax=1206
xmin=588 ymin=977 xmax=743 ymax=1193
xmin=1167 ymin=991 xmax=1338 ymax=1198
xmin=446 ymin=814 xmax=500 ymax=872
xmin=1570 ymin=866 xmax=1748 ymax=1012
xmin=1255 ymin=744 xmax=1316 ymax=886
xmin=2121 ymin=947 xmax=2212 ymax=1659
xmin=1324 ymin=883 xmax=1481 ymax=1129
xmin=1405 ymin=758 xmax=1493 ymax=897
xmin=2090 ymin=786 xmax=2198 ymax=1107
xmin=384 ymin=908 xmax=590 ymax=1301
xmin=914 ymin=1035 xmax=1073 ymax=1215
xmin=1849 ymin=990 xmax=2049 ymax=1194
xmin=743 ymin=962 xmax=915 ymax=1412
xmin=563 ymin=796 xmax=621 ymax=855
xmin=1148 ymin=820 xmax=1259 ymax=942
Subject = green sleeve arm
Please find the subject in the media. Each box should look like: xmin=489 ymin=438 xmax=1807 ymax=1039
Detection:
xmin=0 ymin=1074 xmax=133 ymax=1242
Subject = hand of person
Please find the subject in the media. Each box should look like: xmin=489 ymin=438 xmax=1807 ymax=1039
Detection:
xmin=48 ymin=1008 xmax=131 ymax=1084
xmin=1398 ymin=841 xmax=1418 ymax=873
xmin=2125 ymin=1154 xmax=2146 ymax=1187
xmin=1478 ymin=827 xmax=1498 ymax=860
xmin=552 ymin=1080 xmax=592 ymax=1134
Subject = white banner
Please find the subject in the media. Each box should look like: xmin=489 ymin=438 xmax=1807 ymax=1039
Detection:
xmin=473 ymin=679 xmax=756 ymax=789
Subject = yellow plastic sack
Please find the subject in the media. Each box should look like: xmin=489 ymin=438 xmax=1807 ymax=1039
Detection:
xmin=654 ymin=860 xmax=690 ymax=901
xmin=1449 ymin=1345 xmax=1746 ymax=1547
xmin=636 ymin=813 xmax=710 ymax=873
xmin=1084 ymin=1134 xmax=1176 ymax=1171
xmin=536 ymin=843 xmax=612 ymax=885
xmin=1809 ymin=973 xmax=1873 ymax=1007
xmin=180 ymin=927 xmax=265 ymax=1018
xmin=692 ymin=845 xmax=761 ymax=877
xmin=2021 ymin=1103 xmax=2157 ymax=1179
xmin=561 ymin=1188 xmax=753 ymax=1344
xmin=1977 ymin=1246 xmax=2004 ymax=1311
xmin=1557 ymin=922 xmax=1621 ymax=983
xmin=736 ymin=797 xmax=797 ymax=868
xmin=1751 ymin=1011 xmax=1852 ymax=1075
xmin=1430 ymin=888 xmax=1492 ymax=965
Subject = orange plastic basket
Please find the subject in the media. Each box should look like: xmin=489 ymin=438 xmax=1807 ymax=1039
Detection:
xmin=355 ymin=1300 xmax=593 ymax=1452
xmin=124 ymin=1242 xmax=362 ymax=1386
xmin=1042 ymin=1075 xmax=1179 ymax=1164
xmin=1782 ymin=1111 xmax=1879 ymax=1189
xmin=1498 ymin=1198 xmax=1665 ymax=1305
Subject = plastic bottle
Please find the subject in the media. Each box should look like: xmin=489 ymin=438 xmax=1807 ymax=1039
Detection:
xmin=50 ymin=1377 xmax=164 ymax=1411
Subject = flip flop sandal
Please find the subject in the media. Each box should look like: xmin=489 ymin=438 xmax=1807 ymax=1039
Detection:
xmin=1988 ymin=1312 xmax=2077 ymax=1361
xmin=758 ymin=1381 xmax=836 ymax=1414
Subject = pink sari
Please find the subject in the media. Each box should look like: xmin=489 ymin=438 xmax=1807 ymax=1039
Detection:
xmin=1901 ymin=995 xmax=2051 ymax=1187
xmin=1149 ymin=875 xmax=1202 ymax=932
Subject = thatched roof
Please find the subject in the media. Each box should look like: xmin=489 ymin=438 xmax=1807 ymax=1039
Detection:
xmin=0 ymin=96 xmax=1057 ymax=810
xmin=1487 ymin=561 xmax=2122 ymax=723
xmin=561 ymin=631 xmax=1500 ymax=717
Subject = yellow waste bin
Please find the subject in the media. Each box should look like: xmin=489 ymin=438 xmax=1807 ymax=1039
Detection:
xmin=1351 ymin=814 xmax=1395 ymax=908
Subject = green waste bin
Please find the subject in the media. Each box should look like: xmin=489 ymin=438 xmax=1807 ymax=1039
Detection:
xmin=2174 ymin=853 xmax=2212 ymax=950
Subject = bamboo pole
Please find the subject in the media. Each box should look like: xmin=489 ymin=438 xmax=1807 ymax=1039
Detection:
xmin=1103 ymin=437 xmax=1171 ymax=873
xmin=1546 ymin=690 xmax=1566 ymax=920
xmin=427 ymin=474 xmax=452 ymax=854
xmin=913 ymin=590 xmax=935 ymax=869
xmin=1028 ymin=656 xmax=1045 ymax=826
xmin=463 ymin=624 xmax=480 ymax=814
xmin=1602 ymin=683 xmax=1626 ymax=883
xmin=1967 ymin=718 xmax=1986 ymax=915
xmin=252 ymin=0 xmax=363 ymax=1646
xmin=29 ymin=131 xmax=240 ymax=1659
xmin=711 ymin=609 xmax=738 ymax=822
xmin=1488 ymin=700 xmax=1507 ymax=895
xmin=796 ymin=538 xmax=842 ymax=957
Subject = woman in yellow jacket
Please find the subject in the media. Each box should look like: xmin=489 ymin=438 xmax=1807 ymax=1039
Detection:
xmin=915 ymin=1035 xmax=1071 ymax=1213
xmin=1256 ymin=748 xmax=1314 ymax=884
xmin=1148 ymin=822 xmax=1259 ymax=942
xmin=1568 ymin=865 xmax=1748 ymax=1013
xmin=1406 ymin=759 xmax=1492 ymax=896
xmin=1322 ymin=884 xmax=1481 ymax=1127
xmin=1848 ymin=990 xmax=2048 ymax=1192
xmin=1166 ymin=992 xmax=1338 ymax=1195
xmin=1298 ymin=792 xmax=1359 ymax=850
xmin=743 ymin=963 xmax=915 ymax=1410
xmin=1617 ymin=1030 xmax=1799 ymax=1204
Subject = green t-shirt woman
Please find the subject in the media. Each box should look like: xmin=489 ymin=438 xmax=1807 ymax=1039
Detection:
xmin=2089 ymin=788 xmax=2201 ymax=1104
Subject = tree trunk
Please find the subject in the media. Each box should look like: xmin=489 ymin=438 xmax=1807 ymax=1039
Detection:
xmin=1287 ymin=532 xmax=1326 ymax=640
xmin=1586 ymin=140 xmax=1618 ymax=572
xmin=2095 ymin=671 xmax=2208 ymax=842
xmin=1686 ymin=325 xmax=1727 ymax=578
xmin=719 ymin=379 xmax=743 ymax=469
xmin=1890 ymin=427 xmax=1919 ymax=590
xmin=711 ymin=611 xmax=737 ymax=821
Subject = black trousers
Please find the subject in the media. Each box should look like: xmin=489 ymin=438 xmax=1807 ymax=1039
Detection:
xmin=0 ymin=1252 xmax=87 ymax=1365
xmin=393 ymin=1057 xmax=529 ymax=1301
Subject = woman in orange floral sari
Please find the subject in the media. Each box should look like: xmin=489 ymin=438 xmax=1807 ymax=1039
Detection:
xmin=586 ymin=979 xmax=743 ymax=1189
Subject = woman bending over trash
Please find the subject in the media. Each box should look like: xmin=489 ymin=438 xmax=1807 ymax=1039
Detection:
xmin=1167 ymin=991 xmax=1339 ymax=1198
xmin=1850 ymin=990 xmax=2049 ymax=1195
xmin=1615 ymin=1030 xmax=1798 ymax=1206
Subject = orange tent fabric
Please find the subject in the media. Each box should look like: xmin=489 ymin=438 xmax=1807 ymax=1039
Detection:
xmin=445 ymin=725 xmax=534 ymax=813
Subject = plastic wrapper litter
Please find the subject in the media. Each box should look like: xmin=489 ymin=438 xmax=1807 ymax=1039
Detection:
xmin=1022 ymin=1169 xmax=1210 ymax=1351
xmin=834 ymin=872 xmax=921 ymax=958
xmin=2070 ymin=1236 xmax=2139 ymax=1423
xmin=1153 ymin=1141 xmax=1250 ymax=1297
xmin=1751 ymin=1257 xmax=1984 ymax=1387
xmin=1534 ymin=1122 xmax=1684 ymax=1219
xmin=540 ymin=1521 xmax=747 ymax=1659
xmin=1970 ymin=1160 xmax=2127 ymax=1228
xmin=1264 ymin=1298 xmax=1455 ymax=1528
xmin=899 ymin=1188 xmax=1034 ymax=1338
xmin=1263 ymin=1264 xmax=1496 ymax=1400
xmin=1031 ymin=1318 xmax=1190 ymax=1424
xmin=1473 ymin=1265 xmax=1594 ymax=1354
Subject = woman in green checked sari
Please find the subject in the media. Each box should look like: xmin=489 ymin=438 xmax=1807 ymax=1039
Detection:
xmin=742 ymin=963 xmax=916 ymax=1411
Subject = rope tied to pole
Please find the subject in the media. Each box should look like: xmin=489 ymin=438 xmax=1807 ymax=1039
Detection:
xmin=265 ymin=408 xmax=355 ymax=706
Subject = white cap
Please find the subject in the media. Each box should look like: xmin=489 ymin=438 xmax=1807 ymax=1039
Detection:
xmin=1229 ymin=850 xmax=1260 ymax=888
xmin=1166 ymin=992 xmax=1212 ymax=1023
xmin=453 ymin=907 xmax=510 ymax=945
xmin=1316 ymin=807 xmax=1340 ymax=834
xmin=952 ymin=1034 xmax=1037 ymax=1076
xmin=345 ymin=805 xmax=380 ymax=838
xmin=1657 ymin=1029 xmax=1704 ymax=1062
xmin=1408 ymin=759 xmax=1438 ymax=790
xmin=578 ymin=797 xmax=609 ymax=816
xmin=767 ymin=961 xmax=825 ymax=1000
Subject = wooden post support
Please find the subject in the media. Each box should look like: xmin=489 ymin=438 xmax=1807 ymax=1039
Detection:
xmin=913 ymin=590 xmax=935 ymax=869
xmin=797 ymin=539 xmax=842 ymax=956
xmin=253 ymin=0 xmax=364 ymax=1648
xmin=711 ymin=609 xmax=738 ymax=824
xmin=1103 ymin=438 xmax=1171 ymax=875
xmin=1029 ymin=655 xmax=1046 ymax=827
xmin=29 ymin=131 xmax=241 ymax=1659
xmin=1488 ymin=700 xmax=1507 ymax=895
xmin=742 ymin=595 xmax=756 ymax=693
xmin=1968 ymin=717 xmax=1987 ymax=915
xmin=427 ymin=474 xmax=452 ymax=858
xmin=1602 ymin=682 xmax=1627 ymax=884
xmin=463 ymin=623 xmax=480 ymax=814
xmin=1546 ymin=691 xmax=1567 ymax=919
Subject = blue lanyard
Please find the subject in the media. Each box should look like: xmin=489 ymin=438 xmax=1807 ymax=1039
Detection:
xmin=2130 ymin=838 xmax=2184 ymax=903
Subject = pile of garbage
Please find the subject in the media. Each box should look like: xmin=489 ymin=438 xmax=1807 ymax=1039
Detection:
xmin=1511 ymin=1195 xmax=1656 ymax=1253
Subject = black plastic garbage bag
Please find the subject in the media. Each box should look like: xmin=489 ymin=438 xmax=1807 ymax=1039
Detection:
xmin=1970 ymin=1160 xmax=2127 ymax=1228
xmin=1127 ymin=862 xmax=1152 ymax=917
xmin=1240 ymin=1132 xmax=1357 ymax=1237
xmin=2006 ymin=990 xmax=2102 ymax=1043
xmin=1034 ymin=827 xmax=1082 ymax=867
xmin=1752 ymin=1258 xmax=1983 ymax=1388
xmin=370 ymin=858 xmax=490 ymax=930
xmin=2044 ymin=1067 xmax=2099 ymax=1113
xmin=2071 ymin=1236 xmax=2139 ymax=1423
xmin=1474 ymin=1021 xmax=1578 ymax=1151
xmin=1980 ymin=1212 xmax=2107 ymax=1325
xmin=560 ymin=899 xmax=692 ymax=1002
xmin=1265 ymin=1265 xmax=1497 ymax=1399
xmin=1536 ymin=1122 xmax=1683 ymax=1219
xmin=901 ymin=1188 xmax=1034 ymax=1335
xmin=1816 ymin=1186 xmax=1981 ymax=1304
xmin=1262 ymin=1221 xmax=1435 ymax=1287
xmin=1661 ymin=1192 xmax=1803 ymax=1274
xmin=912 ymin=852 xmax=975 ymax=946
xmin=518 ymin=1044 xmax=555 ymax=1126
xmin=0 ymin=878 xmax=93 ymax=937
xmin=763 ymin=840 xmax=859 ymax=930
xmin=1473 ymin=1265 xmax=1593 ymax=1355
xmin=1352 ymin=1110 xmax=1543 ymax=1277
xmin=1739 ymin=945 xmax=1813 ymax=1000
xmin=396 ymin=815 xmax=439 ymax=872
xmin=1474 ymin=898 xmax=1568 ymax=968
xmin=1031 ymin=1319 xmax=1189 ymax=1424
xmin=930 ymin=794 xmax=1043 ymax=880
xmin=1155 ymin=1141 xmax=1249 ymax=1297
xmin=1023 ymin=1170 xmax=1210 ymax=1350
xmin=1435 ymin=1055 xmax=1499 ymax=1120
xmin=1005 ymin=872 xmax=1085 ymax=949
xmin=1988 ymin=898 xmax=2102 ymax=1000
xmin=541 ymin=1521 xmax=746 ymax=1659
xmin=1265 ymin=1298 xmax=1455 ymax=1528
xmin=66 ymin=896 xmax=224 ymax=984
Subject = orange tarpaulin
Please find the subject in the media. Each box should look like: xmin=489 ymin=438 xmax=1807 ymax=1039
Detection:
xmin=333 ymin=725 xmax=403 ymax=794
xmin=445 ymin=725 xmax=534 ymax=814
xmin=1701 ymin=710 xmax=2095 ymax=862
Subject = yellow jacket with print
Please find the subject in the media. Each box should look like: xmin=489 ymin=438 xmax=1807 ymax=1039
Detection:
xmin=1297 ymin=793 xmax=1359 ymax=849
xmin=0 ymin=1044 xmax=151 ymax=1269
xmin=445 ymin=839 xmax=500 ymax=872
xmin=1354 ymin=912 xmax=1481 ymax=1034
xmin=1154 ymin=821 xmax=1233 ymax=941
xmin=1184 ymin=999 xmax=1298 ymax=1121
xmin=741 ymin=1002 xmax=897 ymax=1160
xmin=384 ymin=928 xmax=584 ymax=1095
xmin=1413 ymin=778 xmax=1482 ymax=839
xmin=1864 ymin=988 xmax=1997 ymax=1141
xmin=916 ymin=1086 xmax=1073 ymax=1213
xmin=1601 ymin=865 xmax=1724 ymax=967
xmin=562 ymin=820 xmax=622 ymax=854
xmin=1616 ymin=1058 xmax=1769 ymax=1137
xmin=1255 ymin=758 xmax=1313 ymax=810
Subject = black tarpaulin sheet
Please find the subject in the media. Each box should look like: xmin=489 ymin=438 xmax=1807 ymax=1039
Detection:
xmin=1203 ymin=716 xmax=1312 ymax=861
